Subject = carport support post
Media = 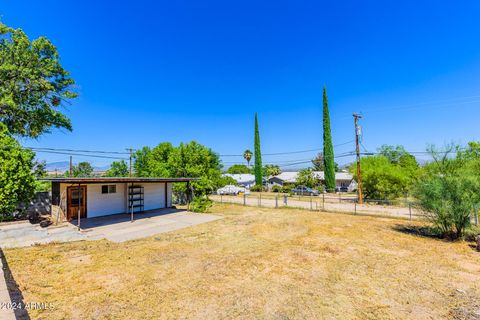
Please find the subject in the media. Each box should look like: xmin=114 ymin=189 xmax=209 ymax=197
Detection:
xmin=130 ymin=182 xmax=134 ymax=222
xmin=77 ymin=183 xmax=81 ymax=231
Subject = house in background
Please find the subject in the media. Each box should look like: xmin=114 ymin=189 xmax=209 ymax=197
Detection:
xmin=42 ymin=177 xmax=196 ymax=224
xmin=267 ymin=171 xmax=356 ymax=192
xmin=223 ymin=173 xmax=256 ymax=189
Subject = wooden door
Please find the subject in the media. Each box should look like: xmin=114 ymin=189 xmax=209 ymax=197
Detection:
xmin=67 ymin=186 xmax=87 ymax=220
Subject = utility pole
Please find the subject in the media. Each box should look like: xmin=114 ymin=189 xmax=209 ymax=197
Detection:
xmin=69 ymin=156 xmax=73 ymax=177
xmin=353 ymin=113 xmax=363 ymax=205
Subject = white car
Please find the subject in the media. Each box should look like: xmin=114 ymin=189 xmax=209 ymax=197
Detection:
xmin=217 ymin=185 xmax=250 ymax=195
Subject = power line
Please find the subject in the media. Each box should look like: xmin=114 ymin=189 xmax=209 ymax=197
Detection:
xmin=222 ymin=150 xmax=357 ymax=165
xmin=219 ymin=140 xmax=355 ymax=157
xmin=363 ymin=95 xmax=480 ymax=113
xmin=334 ymin=94 xmax=480 ymax=120
xmin=26 ymin=146 xmax=130 ymax=155
xmin=278 ymin=152 xmax=356 ymax=168
xmin=33 ymin=150 xmax=129 ymax=160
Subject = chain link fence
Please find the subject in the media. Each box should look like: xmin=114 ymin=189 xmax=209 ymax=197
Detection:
xmin=210 ymin=192 xmax=428 ymax=220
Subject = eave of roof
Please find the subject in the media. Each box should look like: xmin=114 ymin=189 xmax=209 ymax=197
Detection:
xmin=39 ymin=177 xmax=199 ymax=184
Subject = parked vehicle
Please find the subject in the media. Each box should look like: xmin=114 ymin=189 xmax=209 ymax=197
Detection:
xmin=291 ymin=185 xmax=319 ymax=196
xmin=336 ymin=186 xmax=348 ymax=192
xmin=217 ymin=185 xmax=250 ymax=195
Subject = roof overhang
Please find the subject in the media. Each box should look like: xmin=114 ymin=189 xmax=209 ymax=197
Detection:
xmin=39 ymin=177 xmax=199 ymax=184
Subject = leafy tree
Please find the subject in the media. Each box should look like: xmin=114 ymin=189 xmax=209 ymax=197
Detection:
xmin=133 ymin=141 xmax=224 ymax=196
xmin=217 ymin=175 xmax=238 ymax=187
xmin=33 ymin=160 xmax=50 ymax=192
xmin=350 ymin=156 xmax=410 ymax=200
xmin=133 ymin=146 xmax=152 ymax=177
xmin=243 ymin=149 xmax=252 ymax=166
xmin=0 ymin=124 xmax=36 ymax=219
xmin=323 ymin=87 xmax=335 ymax=192
xmin=312 ymin=152 xmax=325 ymax=171
xmin=254 ymin=113 xmax=262 ymax=186
xmin=72 ymin=162 xmax=94 ymax=177
xmin=167 ymin=141 xmax=223 ymax=195
xmin=415 ymin=174 xmax=477 ymax=239
xmin=33 ymin=160 xmax=47 ymax=177
xmin=226 ymin=164 xmax=250 ymax=174
xmin=105 ymin=160 xmax=129 ymax=177
xmin=148 ymin=142 xmax=174 ymax=177
xmin=263 ymin=164 xmax=281 ymax=177
xmin=350 ymin=145 xmax=419 ymax=200
xmin=379 ymin=145 xmax=409 ymax=164
xmin=312 ymin=152 xmax=339 ymax=172
xmin=295 ymin=168 xmax=320 ymax=189
xmin=415 ymin=144 xmax=480 ymax=239
xmin=0 ymin=22 xmax=78 ymax=138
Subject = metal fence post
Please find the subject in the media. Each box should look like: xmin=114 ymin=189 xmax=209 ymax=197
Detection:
xmin=275 ymin=195 xmax=278 ymax=208
xmin=339 ymin=193 xmax=341 ymax=203
xmin=409 ymin=202 xmax=412 ymax=221
xmin=220 ymin=194 xmax=223 ymax=204
xmin=354 ymin=201 xmax=357 ymax=215
xmin=310 ymin=195 xmax=313 ymax=211
xmin=243 ymin=193 xmax=246 ymax=206
xmin=259 ymin=193 xmax=261 ymax=207
xmin=322 ymin=193 xmax=325 ymax=210
xmin=284 ymin=195 xmax=288 ymax=206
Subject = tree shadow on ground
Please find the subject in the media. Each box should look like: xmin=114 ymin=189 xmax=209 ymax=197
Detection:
xmin=391 ymin=224 xmax=444 ymax=240
xmin=0 ymin=248 xmax=30 ymax=320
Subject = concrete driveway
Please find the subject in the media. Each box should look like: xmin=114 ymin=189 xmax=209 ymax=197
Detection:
xmin=75 ymin=208 xmax=222 ymax=242
xmin=0 ymin=209 xmax=222 ymax=248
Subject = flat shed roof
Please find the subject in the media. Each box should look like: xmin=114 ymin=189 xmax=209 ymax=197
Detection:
xmin=40 ymin=177 xmax=199 ymax=184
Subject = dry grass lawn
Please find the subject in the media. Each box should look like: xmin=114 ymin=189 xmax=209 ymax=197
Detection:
xmin=3 ymin=204 xmax=480 ymax=319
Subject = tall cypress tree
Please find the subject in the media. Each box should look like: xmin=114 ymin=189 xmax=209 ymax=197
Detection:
xmin=323 ymin=86 xmax=336 ymax=192
xmin=254 ymin=113 xmax=263 ymax=186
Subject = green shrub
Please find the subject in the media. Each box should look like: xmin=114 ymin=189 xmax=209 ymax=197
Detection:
xmin=189 ymin=196 xmax=213 ymax=213
xmin=463 ymin=225 xmax=480 ymax=242
xmin=281 ymin=185 xmax=293 ymax=193
xmin=250 ymin=185 xmax=265 ymax=192
xmin=415 ymin=175 xmax=477 ymax=239
xmin=271 ymin=185 xmax=282 ymax=193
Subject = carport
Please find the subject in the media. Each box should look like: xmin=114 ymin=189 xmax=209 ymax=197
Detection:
xmin=41 ymin=177 xmax=198 ymax=230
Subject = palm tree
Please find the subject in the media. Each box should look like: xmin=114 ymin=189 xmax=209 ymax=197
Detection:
xmin=243 ymin=149 xmax=253 ymax=166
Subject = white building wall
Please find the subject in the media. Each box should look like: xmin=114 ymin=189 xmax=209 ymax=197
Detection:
xmin=60 ymin=182 xmax=173 ymax=218
xmin=87 ymin=183 xmax=126 ymax=218
xmin=140 ymin=183 xmax=166 ymax=211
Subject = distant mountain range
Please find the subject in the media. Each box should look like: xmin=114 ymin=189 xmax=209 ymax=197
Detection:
xmin=45 ymin=161 xmax=110 ymax=172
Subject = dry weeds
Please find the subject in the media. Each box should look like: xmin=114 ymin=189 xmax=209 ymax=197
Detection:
xmin=3 ymin=204 xmax=480 ymax=319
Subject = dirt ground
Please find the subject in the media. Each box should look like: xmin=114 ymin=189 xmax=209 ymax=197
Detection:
xmin=2 ymin=204 xmax=480 ymax=319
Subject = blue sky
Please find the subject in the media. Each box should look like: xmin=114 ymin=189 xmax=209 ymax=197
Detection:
xmin=3 ymin=0 xmax=480 ymax=168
